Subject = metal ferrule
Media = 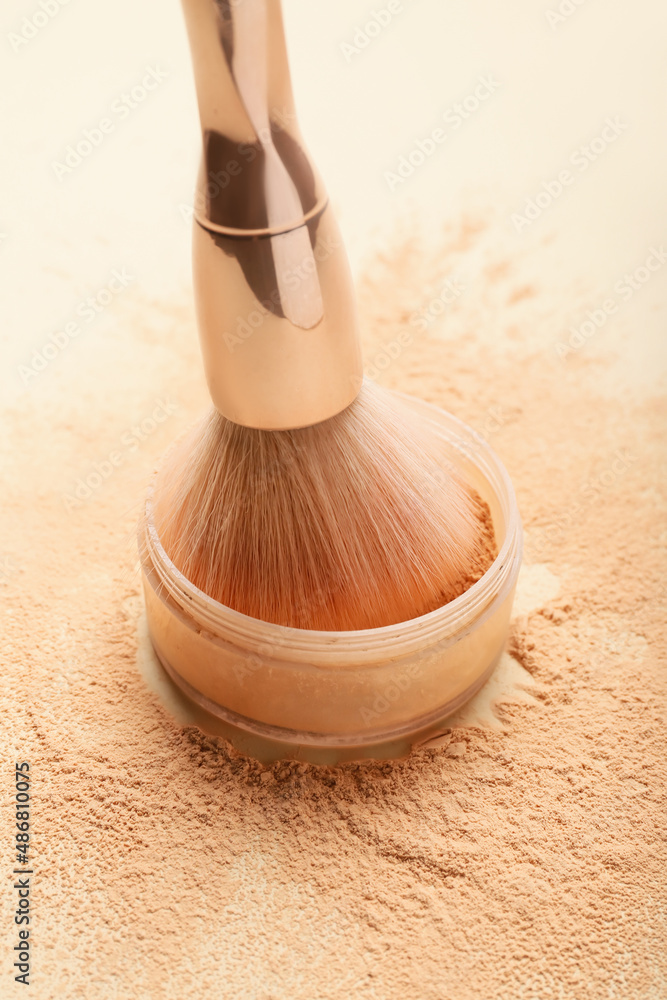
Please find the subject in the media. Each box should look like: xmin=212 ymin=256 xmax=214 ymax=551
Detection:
xmin=181 ymin=0 xmax=363 ymax=429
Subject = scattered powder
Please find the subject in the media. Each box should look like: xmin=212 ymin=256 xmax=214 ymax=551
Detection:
xmin=2 ymin=213 xmax=666 ymax=999
xmin=444 ymin=497 xmax=497 ymax=604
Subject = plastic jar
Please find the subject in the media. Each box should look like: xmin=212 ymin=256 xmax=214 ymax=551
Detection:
xmin=139 ymin=392 xmax=522 ymax=764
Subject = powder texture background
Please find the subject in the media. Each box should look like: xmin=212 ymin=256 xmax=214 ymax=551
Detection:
xmin=2 ymin=0 xmax=667 ymax=994
xmin=2 ymin=212 xmax=665 ymax=999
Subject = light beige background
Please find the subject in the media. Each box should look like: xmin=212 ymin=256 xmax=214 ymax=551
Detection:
xmin=1 ymin=2 xmax=665 ymax=998
xmin=2 ymin=0 xmax=665 ymax=400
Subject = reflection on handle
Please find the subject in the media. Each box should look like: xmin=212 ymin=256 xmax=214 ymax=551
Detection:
xmin=180 ymin=0 xmax=327 ymax=236
xmin=180 ymin=0 xmax=363 ymax=428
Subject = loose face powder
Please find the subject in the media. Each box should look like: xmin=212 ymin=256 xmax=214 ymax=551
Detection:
xmin=5 ymin=217 xmax=665 ymax=998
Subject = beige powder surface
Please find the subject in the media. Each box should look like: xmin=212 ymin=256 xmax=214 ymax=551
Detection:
xmin=3 ymin=213 xmax=666 ymax=1000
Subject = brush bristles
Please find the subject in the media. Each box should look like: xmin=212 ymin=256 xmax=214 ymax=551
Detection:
xmin=153 ymin=382 xmax=496 ymax=631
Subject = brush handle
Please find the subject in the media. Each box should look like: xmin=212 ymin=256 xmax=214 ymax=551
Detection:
xmin=181 ymin=0 xmax=326 ymax=236
xmin=180 ymin=0 xmax=363 ymax=429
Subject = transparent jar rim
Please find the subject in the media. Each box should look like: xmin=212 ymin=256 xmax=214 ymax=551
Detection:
xmin=142 ymin=392 xmax=522 ymax=659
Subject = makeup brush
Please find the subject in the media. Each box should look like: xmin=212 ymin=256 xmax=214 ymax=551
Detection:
xmin=153 ymin=0 xmax=495 ymax=631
